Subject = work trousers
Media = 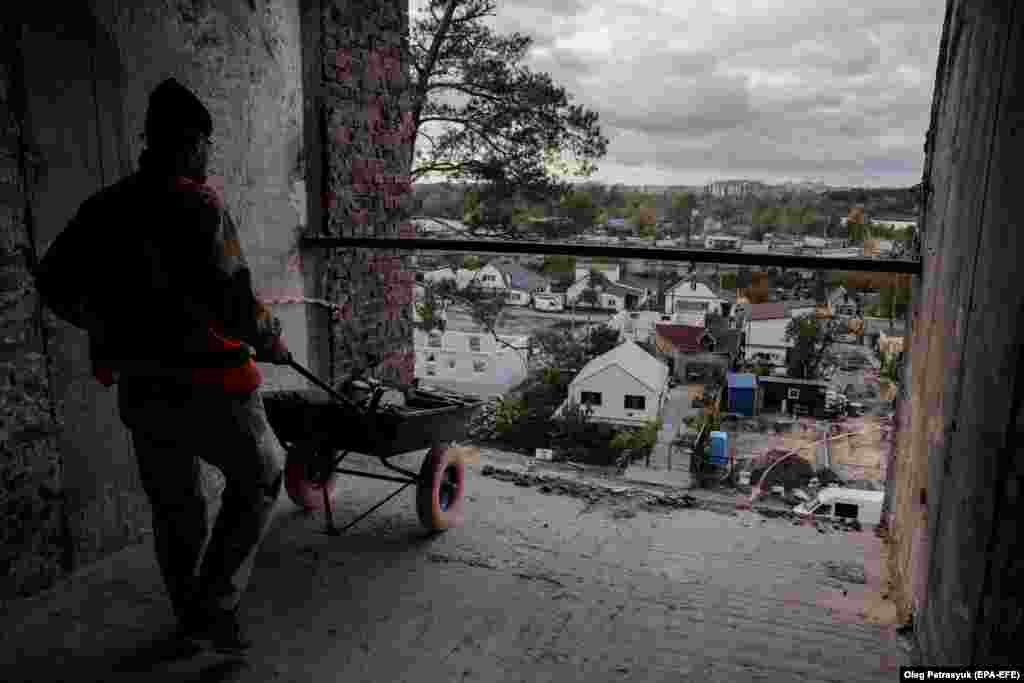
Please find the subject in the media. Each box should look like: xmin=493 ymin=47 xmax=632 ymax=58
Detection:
xmin=117 ymin=381 xmax=285 ymax=619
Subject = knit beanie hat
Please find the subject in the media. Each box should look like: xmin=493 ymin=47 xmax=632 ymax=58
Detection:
xmin=144 ymin=78 xmax=213 ymax=145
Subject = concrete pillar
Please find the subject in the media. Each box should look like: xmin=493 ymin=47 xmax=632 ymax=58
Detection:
xmin=314 ymin=0 xmax=415 ymax=386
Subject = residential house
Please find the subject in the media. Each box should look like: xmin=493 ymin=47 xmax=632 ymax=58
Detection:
xmin=608 ymin=310 xmax=675 ymax=344
xmin=420 ymin=266 xmax=457 ymax=286
xmin=459 ymin=263 xmax=505 ymax=292
xmin=566 ymin=275 xmax=648 ymax=311
xmin=489 ymin=260 xmax=551 ymax=306
xmin=555 ymin=341 xmax=670 ymax=427
xmin=414 ymin=329 xmax=529 ymax=398
xmin=654 ymin=322 xmax=743 ymax=383
xmin=704 ymin=234 xmax=742 ymax=250
xmin=664 ymin=276 xmax=726 ymax=317
xmin=736 ymin=300 xmax=819 ymax=367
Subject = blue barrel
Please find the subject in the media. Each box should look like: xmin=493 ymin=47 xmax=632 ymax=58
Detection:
xmin=710 ymin=431 xmax=728 ymax=465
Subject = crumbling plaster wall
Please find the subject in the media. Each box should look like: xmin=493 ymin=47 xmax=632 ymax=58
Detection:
xmin=2 ymin=0 xmax=310 ymax=601
xmin=888 ymin=0 xmax=1024 ymax=666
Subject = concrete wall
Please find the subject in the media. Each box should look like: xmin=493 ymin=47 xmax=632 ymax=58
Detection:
xmin=888 ymin=0 xmax=1024 ymax=666
xmin=1 ymin=0 xmax=380 ymax=602
xmin=0 ymin=21 xmax=67 ymax=600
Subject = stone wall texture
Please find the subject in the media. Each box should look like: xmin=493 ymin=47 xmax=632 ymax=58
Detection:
xmin=314 ymin=0 xmax=416 ymax=386
xmin=0 ymin=22 xmax=66 ymax=600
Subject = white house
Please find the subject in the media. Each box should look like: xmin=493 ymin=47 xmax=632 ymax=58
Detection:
xmin=738 ymin=300 xmax=819 ymax=367
xmin=607 ymin=310 xmax=675 ymax=343
xmin=421 ymin=266 xmax=457 ymax=286
xmin=664 ymin=277 xmax=725 ymax=317
xmin=555 ymin=341 xmax=670 ymax=427
xmin=414 ymin=329 xmax=529 ymax=397
xmin=489 ymin=261 xmax=551 ymax=306
xmin=454 ymin=263 xmax=505 ymax=291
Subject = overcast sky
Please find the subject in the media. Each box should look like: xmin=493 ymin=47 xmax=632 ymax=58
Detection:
xmin=410 ymin=1 xmax=944 ymax=188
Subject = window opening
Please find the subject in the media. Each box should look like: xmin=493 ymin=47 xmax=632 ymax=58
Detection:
xmin=624 ymin=395 xmax=645 ymax=410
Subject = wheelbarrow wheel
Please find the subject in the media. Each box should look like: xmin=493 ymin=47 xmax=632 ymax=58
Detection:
xmin=284 ymin=445 xmax=339 ymax=512
xmin=416 ymin=444 xmax=465 ymax=532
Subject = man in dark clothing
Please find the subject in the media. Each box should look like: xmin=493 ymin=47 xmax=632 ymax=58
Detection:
xmin=33 ymin=79 xmax=292 ymax=654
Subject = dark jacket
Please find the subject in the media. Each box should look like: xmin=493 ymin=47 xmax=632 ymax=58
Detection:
xmin=33 ymin=168 xmax=282 ymax=394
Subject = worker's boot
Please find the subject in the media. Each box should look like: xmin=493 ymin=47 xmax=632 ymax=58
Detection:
xmin=191 ymin=605 xmax=253 ymax=655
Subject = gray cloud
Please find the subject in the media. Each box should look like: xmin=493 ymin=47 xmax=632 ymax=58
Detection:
xmin=411 ymin=0 xmax=943 ymax=187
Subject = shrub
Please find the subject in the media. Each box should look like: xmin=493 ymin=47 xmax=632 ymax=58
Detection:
xmin=495 ymin=399 xmax=527 ymax=436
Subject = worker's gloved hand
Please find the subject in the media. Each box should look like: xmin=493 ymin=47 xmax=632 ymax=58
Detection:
xmin=263 ymin=336 xmax=293 ymax=365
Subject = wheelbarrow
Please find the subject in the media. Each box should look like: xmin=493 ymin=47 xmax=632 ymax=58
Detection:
xmin=262 ymin=359 xmax=483 ymax=535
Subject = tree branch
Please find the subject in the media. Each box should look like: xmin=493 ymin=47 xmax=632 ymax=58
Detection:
xmin=412 ymin=0 xmax=460 ymax=150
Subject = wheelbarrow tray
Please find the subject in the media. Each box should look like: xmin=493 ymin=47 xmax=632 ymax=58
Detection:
xmin=263 ymin=388 xmax=482 ymax=458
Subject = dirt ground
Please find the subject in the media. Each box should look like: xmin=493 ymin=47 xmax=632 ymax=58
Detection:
xmin=726 ymin=413 xmax=891 ymax=485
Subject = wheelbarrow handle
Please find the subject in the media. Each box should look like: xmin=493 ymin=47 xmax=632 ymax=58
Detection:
xmin=285 ymin=358 xmax=360 ymax=409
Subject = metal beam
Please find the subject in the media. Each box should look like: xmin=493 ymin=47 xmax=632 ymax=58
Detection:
xmin=299 ymin=236 xmax=922 ymax=274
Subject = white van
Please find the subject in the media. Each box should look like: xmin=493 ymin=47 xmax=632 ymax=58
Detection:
xmin=533 ymin=293 xmax=564 ymax=312
xmin=793 ymin=487 xmax=884 ymax=527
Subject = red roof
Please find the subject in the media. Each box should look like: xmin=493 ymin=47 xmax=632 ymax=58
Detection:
xmin=747 ymin=302 xmax=787 ymax=320
xmin=655 ymin=324 xmax=708 ymax=353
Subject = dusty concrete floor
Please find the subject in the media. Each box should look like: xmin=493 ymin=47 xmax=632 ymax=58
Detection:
xmin=1 ymin=450 xmax=912 ymax=682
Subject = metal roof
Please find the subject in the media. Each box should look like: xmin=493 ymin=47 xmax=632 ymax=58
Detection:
xmin=489 ymin=260 xmax=550 ymax=292
xmin=573 ymin=340 xmax=669 ymax=393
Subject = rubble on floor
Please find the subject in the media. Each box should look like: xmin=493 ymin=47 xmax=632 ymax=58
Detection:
xmin=466 ymin=398 xmax=500 ymax=440
xmin=823 ymin=560 xmax=868 ymax=584
xmin=480 ymin=465 xmax=698 ymax=510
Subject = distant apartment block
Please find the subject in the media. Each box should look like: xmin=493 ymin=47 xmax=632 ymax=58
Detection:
xmin=704 ymin=180 xmax=767 ymax=199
